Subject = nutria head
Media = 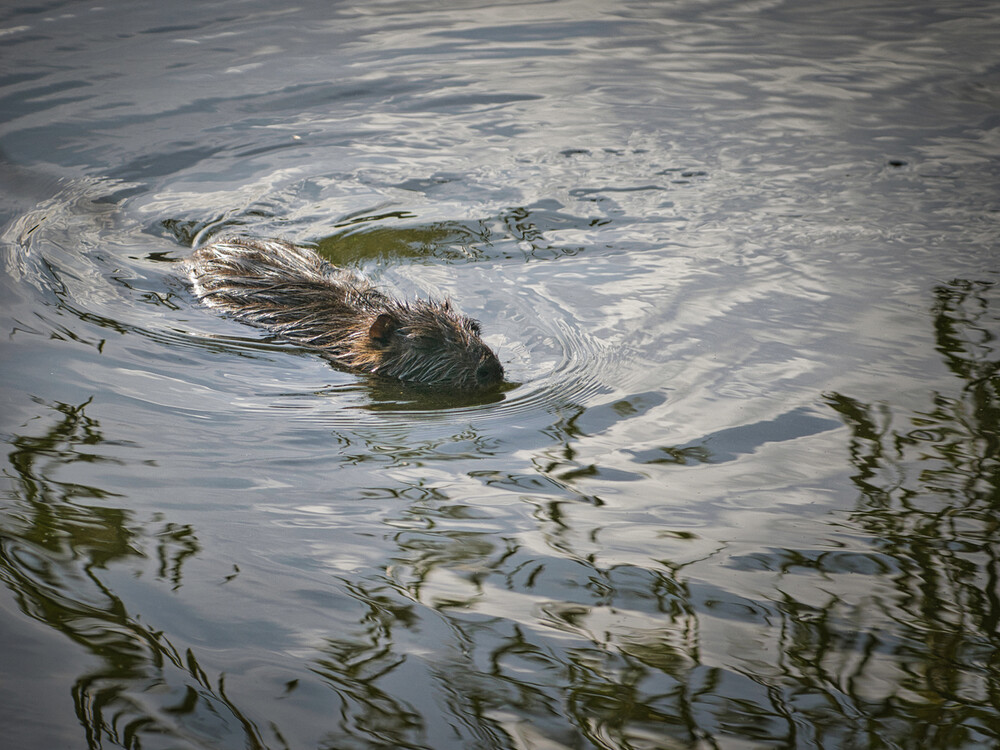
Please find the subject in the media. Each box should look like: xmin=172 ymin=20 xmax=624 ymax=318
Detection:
xmin=341 ymin=299 xmax=504 ymax=392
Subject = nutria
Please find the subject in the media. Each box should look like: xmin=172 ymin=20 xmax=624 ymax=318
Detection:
xmin=183 ymin=236 xmax=504 ymax=391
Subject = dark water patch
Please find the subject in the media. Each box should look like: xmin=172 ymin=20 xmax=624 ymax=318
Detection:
xmin=318 ymin=219 xmax=483 ymax=265
xmin=401 ymin=91 xmax=544 ymax=113
xmin=138 ymin=23 xmax=208 ymax=35
xmin=0 ymin=79 xmax=92 ymax=119
xmin=110 ymin=145 xmax=226 ymax=181
xmin=632 ymin=407 xmax=842 ymax=466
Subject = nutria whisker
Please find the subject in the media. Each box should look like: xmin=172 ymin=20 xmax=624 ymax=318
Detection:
xmin=182 ymin=236 xmax=504 ymax=392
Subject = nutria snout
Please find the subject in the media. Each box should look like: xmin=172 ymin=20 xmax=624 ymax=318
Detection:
xmin=183 ymin=236 xmax=504 ymax=391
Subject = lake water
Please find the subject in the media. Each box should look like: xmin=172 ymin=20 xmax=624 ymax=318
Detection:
xmin=1 ymin=1 xmax=999 ymax=748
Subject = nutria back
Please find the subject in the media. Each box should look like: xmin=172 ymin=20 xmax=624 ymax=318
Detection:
xmin=184 ymin=237 xmax=504 ymax=391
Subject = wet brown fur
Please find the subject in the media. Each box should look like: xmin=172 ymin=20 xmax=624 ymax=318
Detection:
xmin=184 ymin=236 xmax=504 ymax=391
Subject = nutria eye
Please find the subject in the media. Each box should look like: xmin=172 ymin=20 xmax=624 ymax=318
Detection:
xmin=476 ymin=359 xmax=502 ymax=385
xmin=410 ymin=333 xmax=439 ymax=350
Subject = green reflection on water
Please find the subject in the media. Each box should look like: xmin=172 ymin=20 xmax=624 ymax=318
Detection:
xmin=3 ymin=275 xmax=1000 ymax=748
xmin=1 ymin=398 xmax=270 ymax=748
xmin=824 ymin=278 xmax=1000 ymax=748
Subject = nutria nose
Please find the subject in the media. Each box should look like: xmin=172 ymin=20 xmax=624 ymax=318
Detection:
xmin=476 ymin=357 xmax=504 ymax=387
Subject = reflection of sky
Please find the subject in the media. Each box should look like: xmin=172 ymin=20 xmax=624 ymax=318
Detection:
xmin=2 ymin=1 xmax=999 ymax=747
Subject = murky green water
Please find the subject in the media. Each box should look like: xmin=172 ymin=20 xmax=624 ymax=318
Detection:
xmin=1 ymin=1 xmax=998 ymax=748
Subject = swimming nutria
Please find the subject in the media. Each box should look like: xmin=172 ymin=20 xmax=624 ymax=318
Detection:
xmin=184 ymin=236 xmax=504 ymax=391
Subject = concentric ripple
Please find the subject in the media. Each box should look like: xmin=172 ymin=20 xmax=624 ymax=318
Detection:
xmin=4 ymin=176 xmax=622 ymax=441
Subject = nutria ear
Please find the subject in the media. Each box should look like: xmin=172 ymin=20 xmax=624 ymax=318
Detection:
xmin=368 ymin=313 xmax=398 ymax=345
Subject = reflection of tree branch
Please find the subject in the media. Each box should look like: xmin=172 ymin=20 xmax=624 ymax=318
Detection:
xmin=352 ymin=524 xmax=710 ymax=749
xmin=820 ymin=278 xmax=1000 ymax=740
xmin=312 ymin=580 xmax=424 ymax=747
xmin=1 ymin=399 xmax=268 ymax=749
xmin=931 ymin=279 xmax=1000 ymax=464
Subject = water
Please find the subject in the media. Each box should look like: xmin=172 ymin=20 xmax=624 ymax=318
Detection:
xmin=1 ymin=1 xmax=998 ymax=748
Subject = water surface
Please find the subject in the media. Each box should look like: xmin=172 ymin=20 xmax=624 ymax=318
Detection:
xmin=1 ymin=1 xmax=999 ymax=748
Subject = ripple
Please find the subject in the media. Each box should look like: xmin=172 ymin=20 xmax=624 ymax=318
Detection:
xmin=5 ymin=163 xmax=643 ymax=439
xmin=151 ymin=188 xmax=625 ymax=429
